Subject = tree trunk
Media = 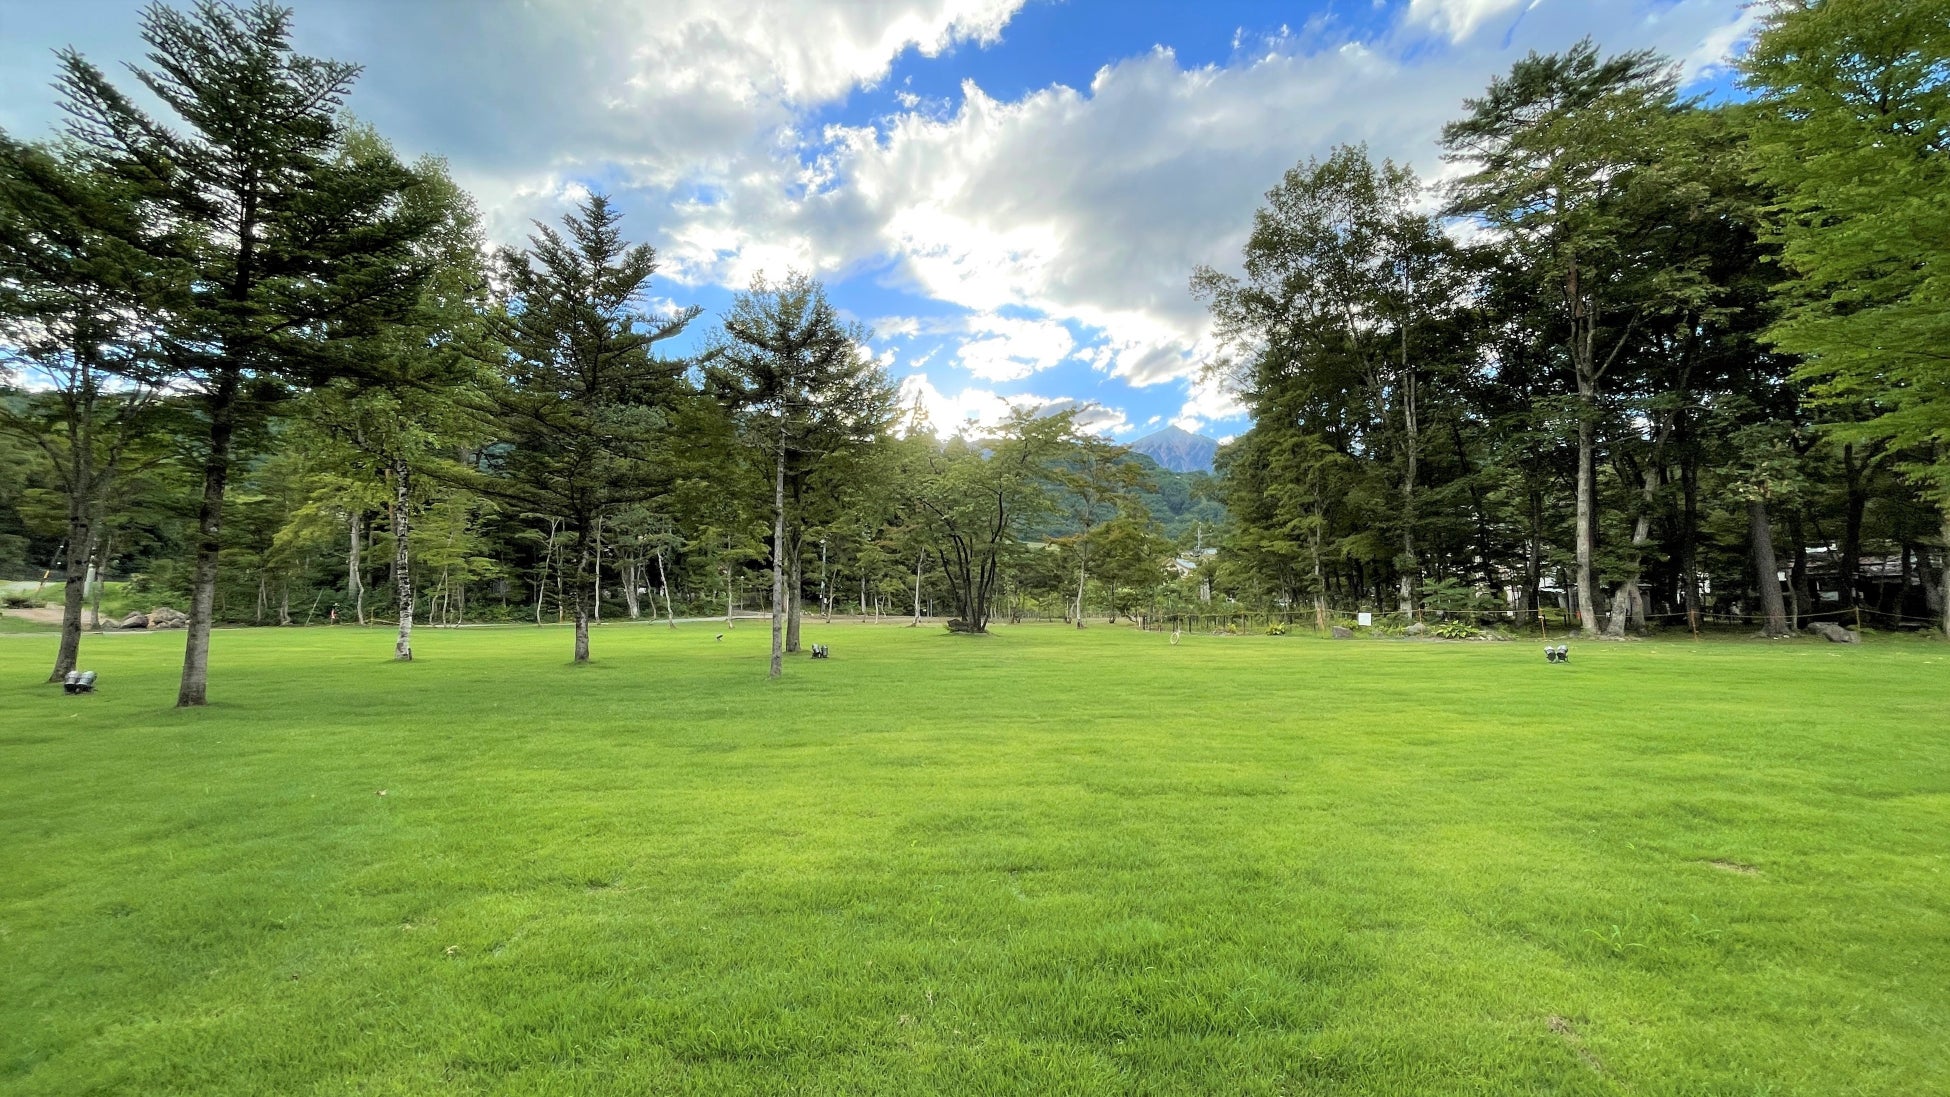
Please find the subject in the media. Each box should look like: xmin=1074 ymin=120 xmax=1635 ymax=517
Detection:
xmin=1604 ymin=483 xmax=1656 ymax=638
xmin=1788 ymin=508 xmax=1813 ymax=627
xmin=786 ymin=533 xmax=802 ymax=653
xmin=1841 ymin=443 xmax=1868 ymax=610
xmin=911 ymin=550 xmax=924 ymax=626
xmin=393 ymin=457 xmax=414 ymax=661
xmin=1893 ymin=543 xmax=1912 ymax=618
xmin=592 ymin=516 xmax=603 ymax=623
xmin=89 ymin=529 xmax=111 ymax=634
xmin=1574 ymin=388 xmax=1599 ymax=637
xmin=622 ymin=557 xmax=640 ymax=619
xmin=50 ymin=503 xmax=93 ymax=682
xmin=1681 ymin=430 xmax=1702 ymax=632
xmin=348 ymin=512 xmax=365 ymax=626
xmin=177 ymin=373 xmax=240 ymax=707
xmin=655 ymin=547 xmax=676 ymax=628
xmin=573 ymin=533 xmax=592 ymax=663
xmin=1937 ymin=508 xmax=1950 ymax=641
xmin=1074 ymin=546 xmax=1088 ymax=630
xmin=1750 ymin=500 xmax=1791 ymax=638
xmin=1310 ymin=507 xmax=1330 ymax=633
xmin=535 ymin=518 xmax=556 ymax=626
xmin=770 ymin=425 xmax=786 ymax=678
xmin=1523 ymin=487 xmax=1544 ymax=626
xmin=1398 ymin=349 xmax=1419 ymax=618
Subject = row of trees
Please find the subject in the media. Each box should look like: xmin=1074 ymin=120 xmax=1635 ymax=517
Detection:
xmin=1 ymin=1 xmax=1213 ymax=704
xmin=1195 ymin=1 xmax=1949 ymax=640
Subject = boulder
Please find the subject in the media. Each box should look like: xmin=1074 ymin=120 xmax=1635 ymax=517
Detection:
xmin=147 ymin=606 xmax=188 ymax=630
xmin=1808 ymin=621 xmax=1860 ymax=644
xmin=116 ymin=612 xmax=149 ymax=630
xmin=1404 ymin=623 xmax=1428 ymax=637
xmin=1330 ymin=626 xmax=1355 ymax=640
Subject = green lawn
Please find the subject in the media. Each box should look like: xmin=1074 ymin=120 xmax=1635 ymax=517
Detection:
xmin=2 ymin=622 xmax=1945 ymax=1095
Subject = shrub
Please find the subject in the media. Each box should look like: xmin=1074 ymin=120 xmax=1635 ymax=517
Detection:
xmin=1264 ymin=622 xmax=1288 ymax=636
xmin=1432 ymin=620 xmax=1478 ymax=640
xmin=3 ymin=594 xmax=42 ymax=609
xmin=1422 ymin=577 xmax=1500 ymax=617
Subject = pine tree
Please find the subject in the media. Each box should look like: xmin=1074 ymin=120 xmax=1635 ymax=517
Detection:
xmin=54 ymin=1 xmax=438 ymax=704
xmin=707 ymin=272 xmax=894 ymax=677
xmin=476 ymin=193 xmax=698 ymax=663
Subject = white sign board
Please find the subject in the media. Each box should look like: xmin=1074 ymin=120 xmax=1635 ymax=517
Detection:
xmin=1357 ymin=612 xmax=1373 ymax=627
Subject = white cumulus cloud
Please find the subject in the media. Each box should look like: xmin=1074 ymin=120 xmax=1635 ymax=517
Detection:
xmin=1405 ymin=0 xmax=1538 ymax=43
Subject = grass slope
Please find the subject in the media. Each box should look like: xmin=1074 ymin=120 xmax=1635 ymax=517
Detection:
xmin=2 ymin=623 xmax=1946 ymax=1095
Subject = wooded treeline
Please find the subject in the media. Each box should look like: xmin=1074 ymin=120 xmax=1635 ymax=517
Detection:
xmin=3 ymin=2 xmax=1946 ymax=709
xmin=0 ymin=1 xmax=1215 ymax=701
xmin=1196 ymin=1 xmax=1949 ymax=641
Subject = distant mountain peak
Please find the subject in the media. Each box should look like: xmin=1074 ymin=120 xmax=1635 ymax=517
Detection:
xmin=1129 ymin=425 xmax=1219 ymax=474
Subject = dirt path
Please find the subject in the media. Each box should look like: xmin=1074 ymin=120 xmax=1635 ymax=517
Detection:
xmin=2 ymin=604 xmax=66 ymax=626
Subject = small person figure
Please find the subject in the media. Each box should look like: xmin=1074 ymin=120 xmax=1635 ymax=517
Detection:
xmin=329 ymin=605 xmax=339 ymax=625
xmin=1171 ymin=625 xmax=1182 ymax=646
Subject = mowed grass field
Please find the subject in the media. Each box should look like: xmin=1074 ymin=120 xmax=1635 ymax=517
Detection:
xmin=1 ymin=621 xmax=1946 ymax=1095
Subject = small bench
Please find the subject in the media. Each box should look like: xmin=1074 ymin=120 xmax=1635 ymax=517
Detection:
xmin=63 ymin=670 xmax=97 ymax=694
xmin=810 ymin=644 xmax=830 ymax=660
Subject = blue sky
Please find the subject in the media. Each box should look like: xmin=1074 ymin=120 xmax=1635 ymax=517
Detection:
xmin=0 ymin=0 xmax=1757 ymax=442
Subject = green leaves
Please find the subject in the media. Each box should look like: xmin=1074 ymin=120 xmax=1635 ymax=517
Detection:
xmin=1744 ymin=0 xmax=1950 ymax=504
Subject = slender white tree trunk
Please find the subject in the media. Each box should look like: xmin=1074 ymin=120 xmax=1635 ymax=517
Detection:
xmin=393 ymin=457 xmax=414 ymax=661
xmin=771 ymin=423 xmax=786 ymax=678
xmin=348 ymin=512 xmax=365 ymax=626
xmin=656 ymin=547 xmax=676 ymax=627
xmin=911 ymin=551 xmax=924 ymax=626
xmin=1574 ymin=389 xmax=1600 ymax=637
xmin=88 ymin=530 xmax=110 ymax=634
xmin=535 ymin=518 xmax=558 ymax=626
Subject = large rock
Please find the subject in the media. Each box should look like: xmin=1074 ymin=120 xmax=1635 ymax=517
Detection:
xmin=116 ymin=612 xmax=149 ymax=630
xmin=1808 ymin=621 xmax=1860 ymax=644
xmin=147 ymin=606 xmax=188 ymax=630
xmin=1404 ymin=622 xmax=1428 ymax=637
xmin=1330 ymin=626 xmax=1355 ymax=640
